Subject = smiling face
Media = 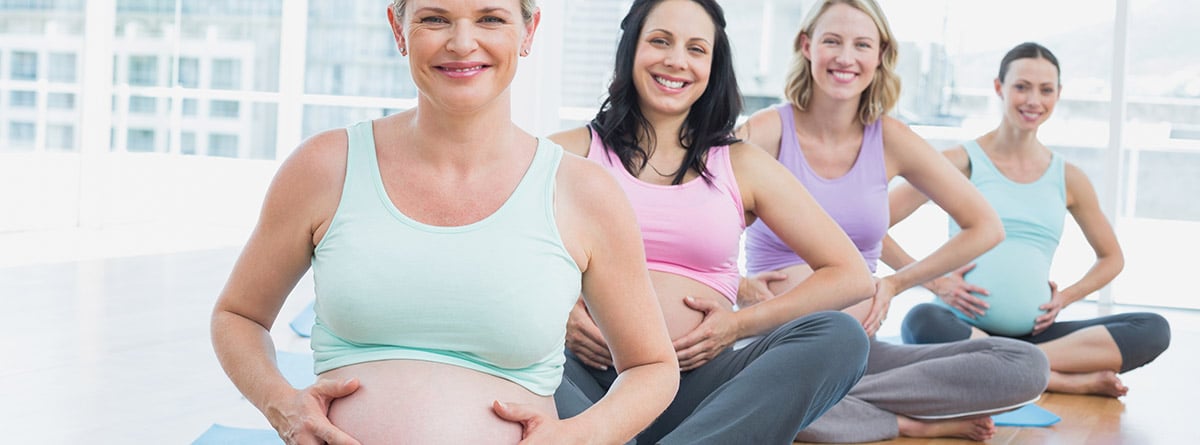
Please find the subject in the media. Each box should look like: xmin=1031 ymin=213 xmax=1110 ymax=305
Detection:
xmin=800 ymin=3 xmax=881 ymax=102
xmin=389 ymin=0 xmax=538 ymax=113
xmin=996 ymin=57 xmax=1061 ymax=131
xmin=631 ymin=0 xmax=716 ymax=121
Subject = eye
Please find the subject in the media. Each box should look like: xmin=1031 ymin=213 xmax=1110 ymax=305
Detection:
xmin=856 ymin=42 xmax=873 ymax=49
xmin=822 ymin=38 xmax=839 ymax=45
xmin=1042 ymin=88 xmax=1056 ymax=95
xmin=688 ymin=45 xmax=707 ymax=54
xmin=1014 ymin=84 xmax=1026 ymax=91
xmin=419 ymin=16 xmax=449 ymax=24
xmin=649 ymin=37 xmax=670 ymax=46
xmin=480 ymin=15 xmax=506 ymax=24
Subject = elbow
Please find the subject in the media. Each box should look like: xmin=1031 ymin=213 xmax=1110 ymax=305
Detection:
xmin=850 ymin=264 xmax=876 ymax=301
xmin=985 ymin=221 xmax=1006 ymax=250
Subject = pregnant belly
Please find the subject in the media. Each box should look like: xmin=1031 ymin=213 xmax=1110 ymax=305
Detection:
xmin=957 ymin=243 xmax=1052 ymax=337
xmin=651 ymin=271 xmax=733 ymax=340
xmin=321 ymin=360 xmax=555 ymax=445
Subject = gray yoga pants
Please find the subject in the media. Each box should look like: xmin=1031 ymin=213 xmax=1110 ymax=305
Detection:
xmin=555 ymin=311 xmax=869 ymax=445
xmin=794 ymin=337 xmax=1049 ymax=443
xmin=901 ymin=303 xmax=1171 ymax=373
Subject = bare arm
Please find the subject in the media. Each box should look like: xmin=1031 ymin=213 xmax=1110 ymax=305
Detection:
xmin=733 ymin=107 xmax=784 ymax=160
xmin=880 ymin=124 xmax=1002 ymax=293
xmin=210 ymin=130 xmax=359 ymax=444
xmin=730 ymin=142 xmax=876 ymax=337
xmin=551 ymin=155 xmax=679 ymax=443
xmin=1058 ymin=162 xmax=1123 ymax=305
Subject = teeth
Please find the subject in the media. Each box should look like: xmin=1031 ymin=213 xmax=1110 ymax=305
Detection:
xmin=832 ymin=71 xmax=855 ymax=81
xmin=447 ymin=66 xmax=483 ymax=72
xmin=654 ymin=76 xmax=685 ymax=89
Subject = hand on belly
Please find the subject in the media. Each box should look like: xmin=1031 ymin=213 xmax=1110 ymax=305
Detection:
xmin=322 ymin=360 xmax=554 ymax=444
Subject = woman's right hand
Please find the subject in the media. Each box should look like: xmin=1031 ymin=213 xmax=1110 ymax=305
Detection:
xmin=564 ymin=298 xmax=613 ymax=370
xmin=924 ymin=263 xmax=990 ymax=318
xmin=268 ymin=378 xmax=362 ymax=445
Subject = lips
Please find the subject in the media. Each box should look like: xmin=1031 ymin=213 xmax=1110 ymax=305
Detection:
xmin=435 ymin=62 xmax=490 ymax=77
xmin=653 ymin=74 xmax=690 ymax=89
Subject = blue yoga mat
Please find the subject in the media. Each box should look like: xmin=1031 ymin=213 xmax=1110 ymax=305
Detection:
xmin=991 ymin=403 xmax=1061 ymax=427
xmin=289 ymin=301 xmax=315 ymax=338
xmin=276 ymin=350 xmax=316 ymax=388
xmin=192 ymin=424 xmax=282 ymax=445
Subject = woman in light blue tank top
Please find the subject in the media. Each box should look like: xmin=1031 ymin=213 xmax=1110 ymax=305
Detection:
xmin=891 ymin=42 xmax=1171 ymax=398
xmin=210 ymin=2 xmax=681 ymax=444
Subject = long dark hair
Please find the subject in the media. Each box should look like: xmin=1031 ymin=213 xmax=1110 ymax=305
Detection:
xmin=999 ymin=42 xmax=1061 ymax=85
xmin=589 ymin=0 xmax=742 ymax=185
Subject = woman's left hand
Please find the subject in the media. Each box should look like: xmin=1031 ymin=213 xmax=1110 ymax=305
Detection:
xmin=1033 ymin=281 xmax=1065 ymax=335
xmin=672 ymin=297 xmax=740 ymax=371
xmin=860 ymin=277 xmax=896 ymax=337
xmin=492 ymin=401 xmax=594 ymax=445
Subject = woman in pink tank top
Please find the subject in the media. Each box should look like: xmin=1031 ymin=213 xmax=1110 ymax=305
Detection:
xmin=548 ymin=1 xmax=877 ymax=443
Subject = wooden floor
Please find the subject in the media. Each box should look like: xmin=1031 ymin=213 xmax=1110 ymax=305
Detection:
xmin=2 ymin=247 xmax=1197 ymax=444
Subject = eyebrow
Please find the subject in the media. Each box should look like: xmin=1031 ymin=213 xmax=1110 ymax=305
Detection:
xmin=645 ymin=28 xmax=713 ymax=45
xmin=410 ymin=6 xmax=515 ymax=16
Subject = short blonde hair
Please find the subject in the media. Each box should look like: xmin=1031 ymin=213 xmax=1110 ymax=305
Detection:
xmin=390 ymin=0 xmax=537 ymax=23
xmin=782 ymin=0 xmax=900 ymax=125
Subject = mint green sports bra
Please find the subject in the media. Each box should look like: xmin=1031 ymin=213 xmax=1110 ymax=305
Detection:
xmin=310 ymin=121 xmax=581 ymax=396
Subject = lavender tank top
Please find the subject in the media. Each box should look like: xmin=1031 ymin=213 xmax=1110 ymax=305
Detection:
xmin=744 ymin=104 xmax=889 ymax=274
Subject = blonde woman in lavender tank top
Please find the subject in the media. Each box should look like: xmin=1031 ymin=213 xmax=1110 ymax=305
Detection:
xmin=736 ymin=1 xmax=1049 ymax=442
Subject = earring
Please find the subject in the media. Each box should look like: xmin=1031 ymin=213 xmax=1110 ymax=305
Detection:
xmin=520 ymin=48 xmax=530 ymax=57
xmin=400 ymin=47 xmax=408 ymax=56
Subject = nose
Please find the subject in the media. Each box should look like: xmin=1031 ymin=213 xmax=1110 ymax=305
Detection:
xmin=663 ymin=46 xmax=686 ymax=70
xmin=834 ymin=46 xmax=853 ymax=65
xmin=446 ymin=22 xmax=478 ymax=55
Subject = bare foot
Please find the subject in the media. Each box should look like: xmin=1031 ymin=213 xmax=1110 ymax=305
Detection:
xmin=897 ymin=415 xmax=997 ymax=441
xmin=1048 ymin=370 xmax=1128 ymax=397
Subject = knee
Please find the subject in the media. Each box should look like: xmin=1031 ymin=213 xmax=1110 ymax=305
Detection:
xmin=1138 ymin=313 xmax=1172 ymax=357
xmin=780 ymin=311 xmax=869 ymax=370
xmin=900 ymin=303 xmax=968 ymax=344
xmin=985 ymin=337 xmax=1050 ymax=396
xmin=1118 ymin=312 xmax=1171 ymax=372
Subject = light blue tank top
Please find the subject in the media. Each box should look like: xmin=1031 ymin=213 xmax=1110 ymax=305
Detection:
xmin=940 ymin=140 xmax=1066 ymax=336
xmin=745 ymin=104 xmax=889 ymax=274
xmin=310 ymin=121 xmax=582 ymax=396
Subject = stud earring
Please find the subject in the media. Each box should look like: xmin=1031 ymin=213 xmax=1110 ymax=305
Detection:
xmin=400 ymin=47 xmax=408 ymax=56
xmin=520 ymin=48 xmax=530 ymax=57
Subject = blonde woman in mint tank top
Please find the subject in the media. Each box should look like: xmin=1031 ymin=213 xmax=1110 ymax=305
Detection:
xmin=889 ymin=42 xmax=1170 ymax=398
xmin=210 ymin=1 xmax=680 ymax=444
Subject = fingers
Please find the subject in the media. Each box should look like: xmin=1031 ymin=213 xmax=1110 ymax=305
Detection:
xmin=310 ymin=378 xmax=360 ymax=401
xmin=492 ymin=400 xmax=539 ymax=423
xmin=955 ymin=263 xmax=977 ymax=276
xmin=570 ymin=343 xmax=613 ymax=370
xmin=681 ymin=296 xmax=714 ymax=313
xmin=759 ymin=271 xmax=788 ymax=283
xmin=675 ymin=343 xmax=712 ymax=371
xmin=313 ymin=422 xmax=362 ymax=445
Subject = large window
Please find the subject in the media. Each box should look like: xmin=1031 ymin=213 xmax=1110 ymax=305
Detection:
xmin=3 ymin=0 xmax=1196 ymax=310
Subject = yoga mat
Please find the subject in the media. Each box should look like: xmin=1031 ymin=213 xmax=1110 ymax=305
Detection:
xmin=289 ymin=301 xmax=315 ymax=338
xmin=991 ymin=403 xmax=1061 ymax=427
xmin=192 ymin=424 xmax=282 ymax=445
xmin=276 ymin=350 xmax=316 ymax=388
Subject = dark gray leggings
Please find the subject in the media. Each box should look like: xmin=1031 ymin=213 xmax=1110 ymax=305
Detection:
xmin=901 ymin=303 xmax=1171 ymax=373
xmin=554 ymin=311 xmax=870 ymax=445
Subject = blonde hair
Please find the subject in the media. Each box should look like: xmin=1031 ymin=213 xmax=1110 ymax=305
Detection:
xmin=782 ymin=0 xmax=900 ymax=125
xmin=391 ymin=0 xmax=537 ymax=23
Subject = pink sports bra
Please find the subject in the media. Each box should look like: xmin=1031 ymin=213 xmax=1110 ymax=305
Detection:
xmin=586 ymin=128 xmax=745 ymax=304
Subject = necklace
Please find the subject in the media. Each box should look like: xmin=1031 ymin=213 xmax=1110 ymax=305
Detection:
xmin=645 ymin=161 xmax=678 ymax=177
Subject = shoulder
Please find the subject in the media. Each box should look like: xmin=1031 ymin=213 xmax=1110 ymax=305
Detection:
xmin=547 ymin=126 xmax=593 ymax=157
xmin=735 ymin=106 xmax=785 ymax=157
xmin=556 ymin=152 xmax=622 ymax=211
xmin=274 ymin=127 xmax=349 ymax=196
xmin=879 ymin=115 xmax=925 ymax=147
xmin=1062 ymin=160 xmax=1096 ymax=202
xmin=941 ymin=144 xmax=971 ymax=173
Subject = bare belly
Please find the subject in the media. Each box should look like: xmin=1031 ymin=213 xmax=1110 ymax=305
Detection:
xmin=322 ymin=360 xmax=555 ymax=445
xmin=766 ymin=264 xmax=816 ymax=298
xmin=650 ymin=271 xmax=735 ymax=340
